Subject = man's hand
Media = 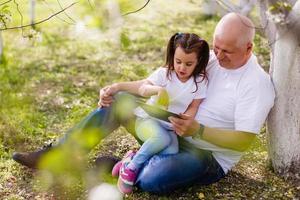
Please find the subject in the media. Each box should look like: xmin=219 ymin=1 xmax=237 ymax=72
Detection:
xmin=98 ymin=84 xmax=119 ymax=108
xmin=169 ymin=113 xmax=200 ymax=137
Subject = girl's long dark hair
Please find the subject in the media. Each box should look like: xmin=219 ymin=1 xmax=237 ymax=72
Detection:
xmin=165 ymin=33 xmax=209 ymax=92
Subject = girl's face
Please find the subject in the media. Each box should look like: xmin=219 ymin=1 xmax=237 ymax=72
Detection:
xmin=173 ymin=47 xmax=198 ymax=82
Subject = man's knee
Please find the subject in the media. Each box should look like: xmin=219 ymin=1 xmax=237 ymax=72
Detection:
xmin=114 ymin=91 xmax=134 ymax=102
xmin=135 ymin=155 xmax=173 ymax=194
xmin=113 ymin=92 xmax=136 ymax=116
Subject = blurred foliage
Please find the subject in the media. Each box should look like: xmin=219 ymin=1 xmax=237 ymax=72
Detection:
xmin=0 ymin=5 xmax=12 ymax=29
xmin=268 ymin=1 xmax=292 ymax=14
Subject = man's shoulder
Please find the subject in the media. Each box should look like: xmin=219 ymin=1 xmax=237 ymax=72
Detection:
xmin=239 ymin=62 xmax=274 ymax=96
xmin=244 ymin=55 xmax=271 ymax=82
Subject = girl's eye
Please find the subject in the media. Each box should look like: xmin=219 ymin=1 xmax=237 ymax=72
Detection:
xmin=176 ymin=61 xmax=181 ymax=64
xmin=186 ymin=63 xmax=192 ymax=67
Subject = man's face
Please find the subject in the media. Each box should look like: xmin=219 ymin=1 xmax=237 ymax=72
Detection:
xmin=213 ymin=35 xmax=251 ymax=69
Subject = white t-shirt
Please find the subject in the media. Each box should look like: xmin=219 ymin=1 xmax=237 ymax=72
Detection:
xmin=134 ymin=67 xmax=207 ymax=119
xmin=184 ymin=52 xmax=275 ymax=174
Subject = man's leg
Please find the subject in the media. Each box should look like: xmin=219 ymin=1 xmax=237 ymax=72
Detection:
xmin=12 ymin=92 xmax=139 ymax=168
xmin=135 ymin=138 xmax=225 ymax=194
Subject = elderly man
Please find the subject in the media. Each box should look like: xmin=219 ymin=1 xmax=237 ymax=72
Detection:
xmin=13 ymin=13 xmax=275 ymax=193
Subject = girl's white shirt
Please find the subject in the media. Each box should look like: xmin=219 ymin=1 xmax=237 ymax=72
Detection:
xmin=134 ymin=67 xmax=207 ymax=127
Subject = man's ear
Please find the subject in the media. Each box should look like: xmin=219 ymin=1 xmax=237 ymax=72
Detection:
xmin=246 ymin=42 xmax=253 ymax=55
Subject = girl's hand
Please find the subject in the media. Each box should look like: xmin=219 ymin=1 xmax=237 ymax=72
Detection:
xmin=169 ymin=113 xmax=200 ymax=137
xmin=98 ymin=84 xmax=119 ymax=107
xmin=156 ymin=88 xmax=169 ymax=109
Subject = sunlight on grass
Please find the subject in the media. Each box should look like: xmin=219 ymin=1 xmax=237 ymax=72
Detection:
xmin=88 ymin=183 xmax=123 ymax=200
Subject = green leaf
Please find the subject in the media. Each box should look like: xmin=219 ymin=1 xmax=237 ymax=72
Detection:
xmin=121 ymin=31 xmax=131 ymax=49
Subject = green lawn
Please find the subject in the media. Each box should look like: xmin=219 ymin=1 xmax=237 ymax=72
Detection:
xmin=0 ymin=1 xmax=299 ymax=199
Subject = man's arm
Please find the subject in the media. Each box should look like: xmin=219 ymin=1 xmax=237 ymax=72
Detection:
xmin=169 ymin=114 xmax=256 ymax=152
xmin=196 ymin=126 xmax=256 ymax=152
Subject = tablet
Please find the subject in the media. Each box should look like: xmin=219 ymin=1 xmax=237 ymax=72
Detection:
xmin=137 ymin=101 xmax=180 ymax=122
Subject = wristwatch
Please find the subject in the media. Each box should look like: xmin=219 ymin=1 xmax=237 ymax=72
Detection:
xmin=192 ymin=123 xmax=205 ymax=140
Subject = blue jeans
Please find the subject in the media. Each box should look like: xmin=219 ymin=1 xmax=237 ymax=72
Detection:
xmin=59 ymin=92 xmax=225 ymax=194
xmin=131 ymin=118 xmax=178 ymax=170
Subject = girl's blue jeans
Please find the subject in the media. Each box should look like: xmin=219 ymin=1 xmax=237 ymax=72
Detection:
xmin=59 ymin=92 xmax=225 ymax=194
xmin=130 ymin=118 xmax=179 ymax=170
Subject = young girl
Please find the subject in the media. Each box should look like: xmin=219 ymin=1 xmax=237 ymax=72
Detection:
xmin=106 ymin=33 xmax=209 ymax=193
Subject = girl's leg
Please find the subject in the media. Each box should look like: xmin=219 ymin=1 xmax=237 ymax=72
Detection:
xmin=129 ymin=119 xmax=175 ymax=170
xmin=159 ymin=130 xmax=178 ymax=155
xmin=135 ymin=138 xmax=225 ymax=194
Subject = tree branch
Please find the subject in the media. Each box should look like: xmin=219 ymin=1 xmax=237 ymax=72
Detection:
xmin=259 ymin=0 xmax=277 ymax=51
xmin=0 ymin=2 xmax=78 ymax=31
xmin=287 ymin=0 xmax=297 ymax=6
xmin=216 ymin=0 xmax=239 ymax=13
xmin=288 ymin=0 xmax=300 ymax=41
xmin=56 ymin=0 xmax=76 ymax=23
xmin=267 ymin=0 xmax=300 ymax=39
xmin=258 ymin=0 xmax=276 ymax=74
xmin=13 ymin=0 xmax=24 ymax=35
xmin=40 ymin=0 xmax=75 ymax=25
xmin=122 ymin=0 xmax=150 ymax=16
xmin=0 ymin=0 xmax=12 ymax=6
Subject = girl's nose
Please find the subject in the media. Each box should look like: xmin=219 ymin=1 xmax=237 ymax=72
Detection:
xmin=179 ymin=65 xmax=186 ymax=71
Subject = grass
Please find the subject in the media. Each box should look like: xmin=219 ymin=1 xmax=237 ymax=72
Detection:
xmin=0 ymin=0 xmax=299 ymax=199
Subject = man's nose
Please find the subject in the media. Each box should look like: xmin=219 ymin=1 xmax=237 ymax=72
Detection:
xmin=216 ymin=50 xmax=225 ymax=60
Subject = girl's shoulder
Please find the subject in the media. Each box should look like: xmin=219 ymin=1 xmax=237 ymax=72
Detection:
xmin=147 ymin=67 xmax=170 ymax=85
xmin=153 ymin=66 xmax=169 ymax=78
xmin=155 ymin=66 xmax=168 ymax=73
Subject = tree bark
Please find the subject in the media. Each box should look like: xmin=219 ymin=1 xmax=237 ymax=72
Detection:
xmin=0 ymin=31 xmax=3 ymax=63
xmin=265 ymin=0 xmax=300 ymax=177
xmin=30 ymin=0 xmax=35 ymax=29
xmin=239 ymin=0 xmax=256 ymax=16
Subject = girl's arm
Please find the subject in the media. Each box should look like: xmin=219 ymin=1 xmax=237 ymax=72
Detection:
xmin=103 ymin=80 xmax=169 ymax=107
xmin=183 ymin=99 xmax=203 ymax=118
xmin=106 ymin=80 xmax=166 ymax=98
xmin=98 ymin=80 xmax=147 ymax=107
xmin=139 ymin=81 xmax=169 ymax=107
xmin=138 ymin=81 xmax=164 ymax=96
xmin=106 ymin=80 xmax=148 ymax=95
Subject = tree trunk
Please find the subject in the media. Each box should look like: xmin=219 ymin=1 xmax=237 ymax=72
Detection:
xmin=264 ymin=0 xmax=300 ymax=177
xmin=30 ymin=0 xmax=35 ymax=29
xmin=239 ymin=0 xmax=256 ymax=16
xmin=106 ymin=0 xmax=123 ymax=45
xmin=0 ymin=31 xmax=3 ymax=63
xmin=202 ymin=0 xmax=218 ymax=16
